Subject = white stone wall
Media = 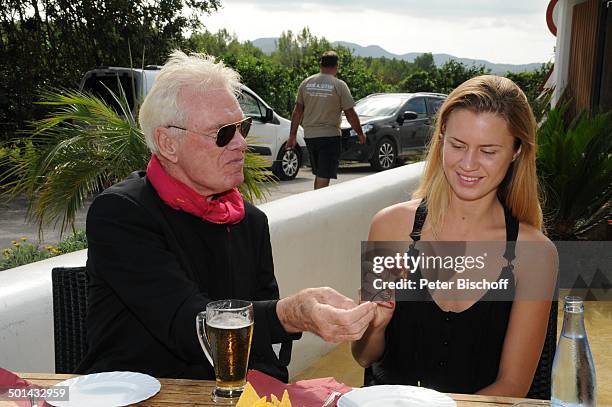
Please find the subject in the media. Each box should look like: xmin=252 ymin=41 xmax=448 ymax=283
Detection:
xmin=0 ymin=250 xmax=88 ymax=372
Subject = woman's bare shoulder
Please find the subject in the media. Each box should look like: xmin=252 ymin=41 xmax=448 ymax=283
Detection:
xmin=517 ymin=222 xmax=558 ymax=266
xmin=518 ymin=223 xmax=553 ymax=244
xmin=515 ymin=223 xmax=559 ymax=292
xmin=369 ymin=199 xmax=422 ymax=241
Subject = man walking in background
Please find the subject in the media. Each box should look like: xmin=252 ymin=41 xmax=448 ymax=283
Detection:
xmin=287 ymin=51 xmax=366 ymax=189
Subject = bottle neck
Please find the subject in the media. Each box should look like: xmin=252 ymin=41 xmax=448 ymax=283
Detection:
xmin=561 ymin=303 xmax=587 ymax=338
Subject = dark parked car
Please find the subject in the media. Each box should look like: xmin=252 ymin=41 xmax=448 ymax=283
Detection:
xmin=340 ymin=92 xmax=447 ymax=170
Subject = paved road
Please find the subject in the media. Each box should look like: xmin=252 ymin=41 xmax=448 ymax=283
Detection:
xmin=0 ymin=164 xmax=378 ymax=250
xmin=0 ymin=195 xmax=90 ymax=251
xmin=256 ymin=164 xmax=376 ymax=203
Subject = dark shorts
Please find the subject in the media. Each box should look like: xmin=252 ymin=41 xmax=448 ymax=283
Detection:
xmin=305 ymin=136 xmax=341 ymax=179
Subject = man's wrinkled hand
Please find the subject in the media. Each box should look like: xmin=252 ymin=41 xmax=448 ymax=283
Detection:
xmin=277 ymin=287 xmax=377 ymax=342
xmin=358 ymin=134 xmax=366 ymax=145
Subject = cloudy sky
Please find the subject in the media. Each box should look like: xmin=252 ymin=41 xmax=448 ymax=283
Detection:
xmin=203 ymin=0 xmax=556 ymax=65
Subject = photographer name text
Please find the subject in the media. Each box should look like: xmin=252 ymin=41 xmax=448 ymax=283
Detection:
xmin=372 ymin=278 xmax=510 ymax=290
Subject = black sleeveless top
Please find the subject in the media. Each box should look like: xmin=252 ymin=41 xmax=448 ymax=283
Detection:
xmin=367 ymin=199 xmax=519 ymax=394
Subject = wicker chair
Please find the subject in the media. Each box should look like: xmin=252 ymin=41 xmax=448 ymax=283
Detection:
xmin=51 ymin=266 xmax=89 ymax=374
xmin=363 ymin=302 xmax=558 ymax=399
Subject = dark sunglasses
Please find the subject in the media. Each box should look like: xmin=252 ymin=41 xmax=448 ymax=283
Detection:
xmin=168 ymin=117 xmax=252 ymax=147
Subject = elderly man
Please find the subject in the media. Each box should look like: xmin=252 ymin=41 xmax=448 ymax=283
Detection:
xmin=77 ymin=51 xmax=376 ymax=382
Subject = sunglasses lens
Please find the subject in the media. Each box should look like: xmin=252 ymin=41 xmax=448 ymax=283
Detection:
xmin=240 ymin=118 xmax=252 ymax=138
xmin=216 ymin=125 xmax=235 ymax=147
xmin=216 ymin=118 xmax=252 ymax=147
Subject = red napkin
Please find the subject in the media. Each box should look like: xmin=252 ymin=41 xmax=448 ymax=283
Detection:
xmin=246 ymin=370 xmax=352 ymax=407
xmin=0 ymin=368 xmax=52 ymax=406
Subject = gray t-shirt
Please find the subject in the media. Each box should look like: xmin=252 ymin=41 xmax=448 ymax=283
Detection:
xmin=297 ymin=73 xmax=355 ymax=138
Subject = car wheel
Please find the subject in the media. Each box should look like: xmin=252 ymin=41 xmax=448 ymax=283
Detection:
xmin=370 ymin=138 xmax=397 ymax=171
xmin=272 ymin=144 xmax=301 ymax=180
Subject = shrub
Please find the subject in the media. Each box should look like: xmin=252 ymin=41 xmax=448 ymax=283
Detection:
xmin=55 ymin=229 xmax=88 ymax=253
xmin=0 ymin=231 xmax=88 ymax=271
xmin=537 ymin=105 xmax=612 ymax=239
xmin=0 ymin=238 xmax=51 ymax=271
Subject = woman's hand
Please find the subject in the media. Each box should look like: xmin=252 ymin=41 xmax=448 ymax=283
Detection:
xmin=351 ymin=300 xmax=395 ymax=368
xmin=371 ymin=301 xmax=395 ymax=330
xmin=360 ymin=268 xmax=396 ymax=331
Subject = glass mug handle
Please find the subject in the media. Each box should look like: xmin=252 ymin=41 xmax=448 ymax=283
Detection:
xmin=196 ymin=312 xmax=214 ymax=367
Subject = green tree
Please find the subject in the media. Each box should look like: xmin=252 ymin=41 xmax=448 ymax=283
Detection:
xmin=272 ymin=27 xmax=331 ymax=74
xmin=187 ymin=30 xmax=295 ymax=115
xmin=362 ymin=56 xmax=415 ymax=89
xmin=226 ymin=54 xmax=296 ymax=117
xmin=398 ymin=70 xmax=437 ymax=92
xmin=435 ymin=59 xmax=490 ymax=94
xmin=187 ymin=29 xmax=265 ymax=59
xmin=334 ymin=47 xmax=386 ymax=100
xmin=413 ymin=52 xmax=436 ymax=72
xmin=505 ymin=64 xmax=551 ymax=103
xmin=0 ymin=0 xmax=221 ymax=142
xmin=505 ymin=63 xmax=552 ymax=116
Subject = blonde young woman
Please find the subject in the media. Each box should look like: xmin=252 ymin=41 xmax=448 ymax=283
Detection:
xmin=352 ymin=75 xmax=558 ymax=397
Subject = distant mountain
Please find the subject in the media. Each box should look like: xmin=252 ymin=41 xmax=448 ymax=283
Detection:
xmin=251 ymin=38 xmax=543 ymax=74
xmin=252 ymin=37 xmax=278 ymax=55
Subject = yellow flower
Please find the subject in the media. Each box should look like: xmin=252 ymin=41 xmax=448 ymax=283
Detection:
xmin=13 ymin=242 xmax=20 ymax=248
xmin=20 ymin=237 xmax=27 ymax=241
xmin=2 ymin=249 xmax=10 ymax=258
xmin=11 ymin=240 xmax=16 ymax=244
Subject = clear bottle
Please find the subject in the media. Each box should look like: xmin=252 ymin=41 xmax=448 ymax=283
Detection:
xmin=551 ymin=296 xmax=597 ymax=407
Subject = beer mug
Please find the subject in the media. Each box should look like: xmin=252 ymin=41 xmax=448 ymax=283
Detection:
xmin=196 ymin=300 xmax=254 ymax=403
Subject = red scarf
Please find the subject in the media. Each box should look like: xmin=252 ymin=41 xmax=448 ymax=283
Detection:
xmin=146 ymin=154 xmax=245 ymax=225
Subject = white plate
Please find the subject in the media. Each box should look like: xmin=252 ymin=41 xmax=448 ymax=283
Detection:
xmin=46 ymin=371 xmax=161 ymax=407
xmin=337 ymin=385 xmax=456 ymax=407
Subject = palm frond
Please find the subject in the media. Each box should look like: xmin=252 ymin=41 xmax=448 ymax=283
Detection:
xmin=241 ymin=140 xmax=277 ymax=202
xmin=537 ymin=105 xmax=612 ymax=239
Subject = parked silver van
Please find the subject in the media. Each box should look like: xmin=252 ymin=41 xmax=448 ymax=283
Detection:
xmin=80 ymin=66 xmax=307 ymax=180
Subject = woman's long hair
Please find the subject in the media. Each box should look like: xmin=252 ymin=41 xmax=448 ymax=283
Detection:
xmin=413 ymin=75 xmax=543 ymax=233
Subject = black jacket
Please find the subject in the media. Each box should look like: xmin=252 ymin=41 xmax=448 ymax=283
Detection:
xmin=77 ymin=171 xmax=299 ymax=381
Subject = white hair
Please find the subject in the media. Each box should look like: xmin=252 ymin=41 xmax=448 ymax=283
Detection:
xmin=139 ymin=50 xmax=242 ymax=152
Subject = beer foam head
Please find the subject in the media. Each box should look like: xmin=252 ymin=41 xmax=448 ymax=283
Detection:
xmin=207 ymin=313 xmax=252 ymax=329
